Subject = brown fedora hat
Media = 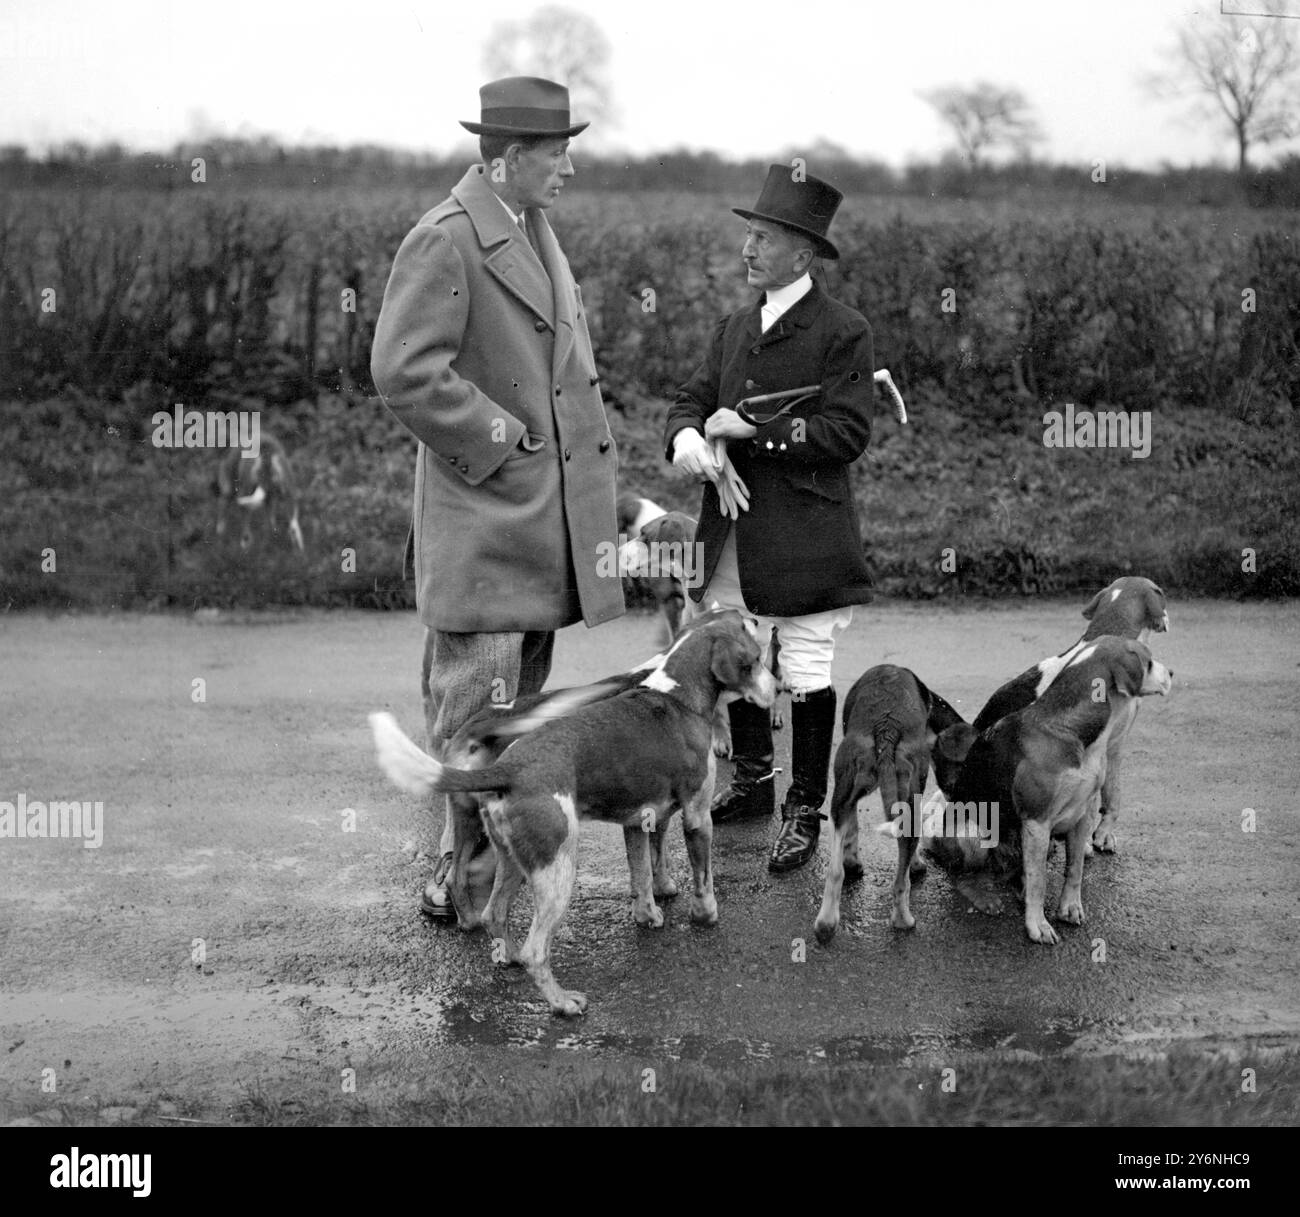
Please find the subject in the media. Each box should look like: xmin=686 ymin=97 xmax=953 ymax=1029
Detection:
xmin=460 ymin=76 xmax=589 ymax=138
xmin=732 ymin=164 xmax=843 ymax=260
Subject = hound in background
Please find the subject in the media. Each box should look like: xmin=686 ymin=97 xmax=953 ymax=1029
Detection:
xmin=616 ymin=494 xmax=695 ymax=642
xmin=214 ymin=433 xmax=305 ymax=553
xmin=935 ymin=637 xmax=1172 ymax=944
xmin=617 ymin=495 xmax=786 ymax=752
xmin=966 ymin=575 xmax=1169 ymax=852
xmin=814 ymin=665 xmax=966 ymax=943
xmin=370 ymin=610 xmax=776 ymax=1015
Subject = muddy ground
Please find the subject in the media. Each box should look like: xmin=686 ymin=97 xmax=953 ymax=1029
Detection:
xmin=1 ymin=599 xmax=1297 ymax=1122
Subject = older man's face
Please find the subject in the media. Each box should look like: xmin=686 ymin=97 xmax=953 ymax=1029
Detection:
xmin=742 ymin=220 xmax=810 ymax=292
xmin=511 ymin=138 xmax=575 ymax=209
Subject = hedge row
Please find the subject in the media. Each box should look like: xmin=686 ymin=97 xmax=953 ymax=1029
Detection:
xmin=1 ymin=187 xmax=1296 ymax=413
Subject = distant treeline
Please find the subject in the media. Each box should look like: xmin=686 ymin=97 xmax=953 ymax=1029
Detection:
xmin=3 ymin=140 xmax=1300 ymax=208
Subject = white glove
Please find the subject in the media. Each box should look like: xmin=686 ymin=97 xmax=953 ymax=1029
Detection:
xmin=711 ymin=437 xmax=749 ymax=518
xmin=672 ymin=428 xmax=720 ymax=482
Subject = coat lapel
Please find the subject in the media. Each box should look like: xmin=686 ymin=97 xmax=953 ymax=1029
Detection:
xmin=453 ymin=167 xmax=555 ymax=329
xmin=753 ymin=281 xmax=822 ymax=350
xmin=531 ymin=208 xmax=578 ymax=375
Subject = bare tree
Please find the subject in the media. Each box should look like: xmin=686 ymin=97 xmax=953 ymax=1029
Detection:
xmin=483 ymin=6 xmax=614 ymax=129
xmin=1147 ymin=3 xmax=1300 ymax=173
xmin=922 ymin=82 xmax=1044 ymax=168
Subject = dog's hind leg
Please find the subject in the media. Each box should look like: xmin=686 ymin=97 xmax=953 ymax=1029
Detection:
xmin=815 ymin=744 xmax=868 ymax=944
xmin=648 ymin=815 xmax=679 ymax=899
xmin=835 ymin=740 xmax=875 ymax=884
xmin=447 ymin=793 xmax=492 ymax=930
xmin=512 ymin=794 xmax=585 ymax=1016
xmin=480 ymin=832 xmax=526 ymax=964
xmin=624 ymin=821 xmax=665 ymax=928
xmin=681 ymin=761 xmax=718 ymax=926
xmin=889 ymin=760 xmax=924 ymax=930
xmin=814 ymin=811 xmax=850 ymax=945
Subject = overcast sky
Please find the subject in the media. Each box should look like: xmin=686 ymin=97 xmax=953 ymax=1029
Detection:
xmin=1 ymin=0 xmax=1297 ymax=168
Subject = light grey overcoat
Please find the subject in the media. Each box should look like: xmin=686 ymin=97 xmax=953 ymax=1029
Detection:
xmin=372 ymin=164 xmax=624 ymax=631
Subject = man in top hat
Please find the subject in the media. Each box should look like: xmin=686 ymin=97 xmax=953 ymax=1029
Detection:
xmin=372 ymin=77 xmax=624 ymax=919
xmin=664 ymin=165 xmax=875 ymax=873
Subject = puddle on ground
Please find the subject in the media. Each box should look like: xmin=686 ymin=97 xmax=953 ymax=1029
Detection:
xmin=424 ymin=1000 xmax=1107 ymax=1066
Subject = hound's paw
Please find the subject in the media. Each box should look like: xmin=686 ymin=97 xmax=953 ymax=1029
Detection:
xmin=689 ymin=895 xmax=719 ymax=926
xmin=956 ymin=876 xmax=1003 ymax=915
xmin=813 ymin=916 xmax=838 ymax=945
xmin=1058 ymin=894 xmax=1085 ymax=925
xmin=653 ymin=874 xmax=679 ymax=899
xmin=1025 ymin=914 xmax=1059 ymax=945
xmin=908 ymin=853 xmax=928 ymax=879
xmin=633 ymin=900 xmax=665 ymax=929
xmin=712 ymin=730 xmax=733 ymax=759
xmin=551 ymin=990 xmax=588 ymax=1017
xmin=842 ymin=856 xmax=865 ymax=884
xmin=1091 ymin=826 xmax=1118 ymax=853
xmin=890 ymin=906 xmax=916 ymax=931
xmin=771 ymin=706 xmax=785 ymax=731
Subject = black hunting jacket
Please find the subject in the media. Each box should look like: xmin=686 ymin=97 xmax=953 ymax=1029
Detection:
xmin=664 ymin=280 xmax=875 ymax=617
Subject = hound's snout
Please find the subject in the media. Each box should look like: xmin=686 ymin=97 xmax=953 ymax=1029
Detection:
xmin=1142 ymin=660 xmax=1173 ymax=696
xmin=745 ymin=666 xmax=778 ymax=709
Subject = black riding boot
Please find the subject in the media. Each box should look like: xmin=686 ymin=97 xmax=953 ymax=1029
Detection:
xmin=769 ymin=686 xmax=837 ymax=872
xmin=711 ymin=700 xmax=777 ymax=823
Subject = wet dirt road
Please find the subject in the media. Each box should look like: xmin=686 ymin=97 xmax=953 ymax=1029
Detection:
xmin=1 ymin=601 xmax=1298 ymax=1116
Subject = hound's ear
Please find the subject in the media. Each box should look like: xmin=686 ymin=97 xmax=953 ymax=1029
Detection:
xmin=710 ymin=632 xmax=746 ymax=688
xmin=915 ymin=676 xmax=965 ymax=735
xmin=1081 ymin=586 xmax=1108 ymax=620
xmin=1114 ymin=642 xmax=1151 ymax=697
xmin=1147 ymin=584 xmax=1169 ymax=632
xmin=935 ymin=722 xmax=978 ymax=764
xmin=931 ymin=722 xmax=978 ymax=797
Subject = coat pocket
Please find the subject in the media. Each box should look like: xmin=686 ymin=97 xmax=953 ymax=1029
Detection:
xmin=506 ymin=431 xmax=548 ymax=459
xmin=782 ymin=467 xmax=846 ymax=503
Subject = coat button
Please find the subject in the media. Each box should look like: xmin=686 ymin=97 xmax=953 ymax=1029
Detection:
xmin=564 ymin=448 xmax=572 ymax=460
xmin=599 ymin=439 xmax=611 ymax=453
xmin=779 ymin=442 xmax=788 ymax=451
xmin=765 ymin=440 xmax=774 ymax=450
xmin=745 ymin=379 xmax=757 ymax=390
xmin=535 ymin=320 xmax=547 ymax=332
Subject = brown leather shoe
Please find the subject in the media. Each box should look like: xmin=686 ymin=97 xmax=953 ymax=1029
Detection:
xmin=768 ymin=804 xmax=823 ymax=872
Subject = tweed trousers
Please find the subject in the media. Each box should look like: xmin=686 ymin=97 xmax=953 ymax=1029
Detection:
xmin=421 ymin=628 xmax=556 ymax=856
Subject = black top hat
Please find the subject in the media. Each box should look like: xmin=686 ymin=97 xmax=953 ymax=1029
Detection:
xmin=460 ymin=76 xmax=589 ymax=138
xmin=732 ymin=164 xmax=843 ymax=260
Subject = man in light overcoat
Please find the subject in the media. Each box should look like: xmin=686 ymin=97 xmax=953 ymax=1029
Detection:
xmin=372 ymin=76 xmax=624 ymax=917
